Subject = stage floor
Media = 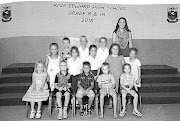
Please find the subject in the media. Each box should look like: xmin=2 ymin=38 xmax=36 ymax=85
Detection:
xmin=0 ymin=104 xmax=180 ymax=121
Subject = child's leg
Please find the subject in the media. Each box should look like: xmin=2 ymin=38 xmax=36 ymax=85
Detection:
xmin=99 ymin=89 xmax=106 ymax=118
xmin=76 ymin=89 xmax=84 ymax=109
xmin=109 ymin=89 xmax=117 ymax=118
xmin=37 ymin=101 xmax=42 ymax=111
xmin=121 ymin=89 xmax=127 ymax=112
xmin=63 ymin=92 xmax=70 ymax=118
xmin=129 ymin=90 xmax=138 ymax=112
xmin=87 ymin=90 xmax=95 ymax=109
xmin=30 ymin=101 xmax=35 ymax=111
xmin=56 ymin=92 xmax=62 ymax=108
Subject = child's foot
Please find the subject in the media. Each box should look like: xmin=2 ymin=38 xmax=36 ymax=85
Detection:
xmin=35 ymin=111 xmax=41 ymax=119
xmin=57 ymin=107 xmax=63 ymax=120
xmin=63 ymin=107 xmax=68 ymax=119
xmin=29 ymin=110 xmax=36 ymax=119
xmin=119 ymin=110 xmax=126 ymax=117
xmin=114 ymin=113 xmax=118 ymax=119
xmin=127 ymin=98 xmax=131 ymax=105
xmin=87 ymin=109 xmax=92 ymax=115
xmin=108 ymin=103 xmax=113 ymax=109
xmin=79 ymin=108 xmax=84 ymax=116
xmin=99 ymin=114 xmax=104 ymax=119
xmin=133 ymin=110 xmax=142 ymax=117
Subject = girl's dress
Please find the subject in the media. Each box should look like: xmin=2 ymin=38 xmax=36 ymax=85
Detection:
xmin=121 ymin=73 xmax=135 ymax=89
xmin=47 ymin=55 xmax=61 ymax=90
xmin=22 ymin=72 xmax=49 ymax=102
xmin=115 ymin=28 xmax=130 ymax=57
xmin=106 ymin=55 xmax=124 ymax=92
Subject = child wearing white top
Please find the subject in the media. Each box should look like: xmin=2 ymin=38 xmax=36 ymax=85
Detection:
xmin=125 ymin=48 xmax=141 ymax=90
xmin=78 ymin=35 xmax=89 ymax=62
xmin=96 ymin=37 xmax=109 ymax=66
xmin=67 ymin=46 xmax=83 ymax=95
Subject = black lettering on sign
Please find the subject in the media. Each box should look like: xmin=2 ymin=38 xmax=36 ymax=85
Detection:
xmin=81 ymin=18 xmax=94 ymax=23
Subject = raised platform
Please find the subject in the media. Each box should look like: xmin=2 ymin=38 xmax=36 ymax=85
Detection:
xmin=0 ymin=63 xmax=180 ymax=105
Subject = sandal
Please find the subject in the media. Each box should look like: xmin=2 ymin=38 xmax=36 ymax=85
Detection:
xmin=133 ymin=110 xmax=142 ymax=117
xmin=35 ymin=111 xmax=41 ymax=119
xmin=119 ymin=111 xmax=126 ymax=117
xmin=29 ymin=110 xmax=36 ymax=119
xmin=114 ymin=114 xmax=118 ymax=119
xmin=99 ymin=114 xmax=104 ymax=119
xmin=63 ymin=106 xmax=68 ymax=119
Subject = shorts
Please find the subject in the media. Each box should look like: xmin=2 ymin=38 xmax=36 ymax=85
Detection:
xmin=76 ymin=89 xmax=95 ymax=98
xmin=100 ymin=88 xmax=116 ymax=96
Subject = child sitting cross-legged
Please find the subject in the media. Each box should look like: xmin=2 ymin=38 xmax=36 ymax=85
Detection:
xmin=97 ymin=62 xmax=117 ymax=119
xmin=76 ymin=61 xmax=95 ymax=116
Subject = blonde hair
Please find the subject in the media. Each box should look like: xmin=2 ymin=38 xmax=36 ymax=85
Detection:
xmin=34 ymin=60 xmax=46 ymax=73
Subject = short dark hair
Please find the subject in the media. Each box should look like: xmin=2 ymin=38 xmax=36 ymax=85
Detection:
xmin=129 ymin=47 xmax=138 ymax=54
xmin=122 ymin=63 xmax=131 ymax=72
xmin=102 ymin=62 xmax=110 ymax=68
xmin=99 ymin=37 xmax=107 ymax=43
xmin=89 ymin=45 xmax=97 ymax=54
xmin=63 ymin=37 xmax=70 ymax=43
xmin=49 ymin=43 xmax=59 ymax=49
xmin=109 ymin=43 xmax=122 ymax=56
xmin=83 ymin=61 xmax=91 ymax=68
xmin=70 ymin=46 xmax=79 ymax=56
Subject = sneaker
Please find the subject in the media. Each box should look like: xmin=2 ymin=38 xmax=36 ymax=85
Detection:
xmin=63 ymin=107 xmax=68 ymax=119
xmin=79 ymin=108 xmax=84 ymax=116
xmin=57 ymin=107 xmax=63 ymax=120
xmin=29 ymin=111 xmax=36 ymax=119
xmin=35 ymin=111 xmax=41 ymax=119
xmin=87 ymin=109 xmax=92 ymax=115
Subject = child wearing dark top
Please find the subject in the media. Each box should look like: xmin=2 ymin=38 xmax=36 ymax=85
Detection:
xmin=54 ymin=61 xmax=71 ymax=120
xmin=76 ymin=61 xmax=95 ymax=116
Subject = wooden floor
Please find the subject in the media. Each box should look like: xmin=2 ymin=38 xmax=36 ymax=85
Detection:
xmin=1 ymin=104 xmax=180 ymax=121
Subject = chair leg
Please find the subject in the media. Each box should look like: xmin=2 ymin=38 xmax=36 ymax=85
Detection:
xmin=48 ymin=92 xmax=52 ymax=117
xmin=71 ymin=96 xmax=76 ymax=117
xmin=95 ymin=94 xmax=99 ymax=116
xmin=25 ymin=102 xmax=29 ymax=118
xmin=117 ymin=94 xmax=121 ymax=114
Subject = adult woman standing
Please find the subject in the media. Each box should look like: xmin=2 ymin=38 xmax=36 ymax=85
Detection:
xmin=112 ymin=17 xmax=132 ymax=57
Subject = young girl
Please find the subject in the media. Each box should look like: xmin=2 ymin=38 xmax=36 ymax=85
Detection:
xmin=67 ymin=46 xmax=83 ymax=95
xmin=54 ymin=61 xmax=71 ymax=119
xmin=106 ymin=43 xmax=125 ymax=108
xmin=60 ymin=37 xmax=71 ymax=61
xmin=78 ymin=35 xmax=89 ymax=62
xmin=22 ymin=60 xmax=49 ymax=119
xmin=45 ymin=43 xmax=61 ymax=91
xmin=85 ymin=45 xmax=101 ymax=80
xmin=120 ymin=63 xmax=142 ymax=117
xmin=112 ymin=17 xmax=132 ymax=57
xmin=96 ymin=37 xmax=109 ymax=66
xmin=125 ymin=48 xmax=141 ymax=91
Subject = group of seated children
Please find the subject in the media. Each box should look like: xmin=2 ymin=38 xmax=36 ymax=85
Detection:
xmin=22 ymin=35 xmax=142 ymax=119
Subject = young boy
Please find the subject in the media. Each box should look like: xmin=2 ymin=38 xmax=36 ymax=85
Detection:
xmin=76 ymin=61 xmax=95 ymax=116
xmin=54 ymin=61 xmax=71 ymax=119
xmin=97 ymin=62 xmax=117 ymax=119
xmin=96 ymin=37 xmax=109 ymax=66
xmin=124 ymin=48 xmax=141 ymax=91
xmin=78 ymin=35 xmax=89 ymax=62
xmin=60 ymin=37 xmax=71 ymax=61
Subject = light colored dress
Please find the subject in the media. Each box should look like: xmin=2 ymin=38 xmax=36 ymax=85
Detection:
xmin=106 ymin=55 xmax=124 ymax=92
xmin=22 ymin=72 xmax=49 ymax=102
xmin=47 ymin=55 xmax=61 ymax=90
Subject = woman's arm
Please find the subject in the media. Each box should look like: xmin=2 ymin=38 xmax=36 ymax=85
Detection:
xmin=128 ymin=32 xmax=132 ymax=48
xmin=112 ymin=32 xmax=116 ymax=43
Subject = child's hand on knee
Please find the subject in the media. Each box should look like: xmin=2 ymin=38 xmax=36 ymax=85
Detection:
xmin=58 ymin=87 xmax=63 ymax=91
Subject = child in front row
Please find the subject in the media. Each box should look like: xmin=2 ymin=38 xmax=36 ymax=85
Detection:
xmin=119 ymin=63 xmax=142 ymax=117
xmin=22 ymin=60 xmax=49 ymax=119
xmin=97 ymin=62 xmax=117 ymax=119
xmin=54 ymin=61 xmax=71 ymax=120
xmin=76 ymin=61 xmax=95 ymax=116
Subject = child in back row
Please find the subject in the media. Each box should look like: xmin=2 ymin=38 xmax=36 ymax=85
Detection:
xmin=76 ymin=61 xmax=95 ymax=116
xmin=97 ymin=62 xmax=117 ymax=119
xmin=79 ymin=35 xmax=89 ymax=62
xmin=45 ymin=43 xmax=61 ymax=91
xmin=22 ymin=60 xmax=49 ymax=119
xmin=96 ymin=37 xmax=109 ymax=66
xmin=60 ymin=37 xmax=71 ymax=61
xmin=120 ymin=63 xmax=142 ymax=117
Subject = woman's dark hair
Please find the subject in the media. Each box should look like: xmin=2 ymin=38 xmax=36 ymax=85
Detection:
xmin=89 ymin=45 xmax=97 ymax=55
xmin=49 ymin=43 xmax=59 ymax=49
xmin=122 ymin=63 xmax=131 ymax=72
xmin=113 ymin=17 xmax=131 ymax=33
xmin=129 ymin=47 xmax=138 ymax=54
xmin=70 ymin=46 xmax=79 ymax=57
xmin=109 ymin=43 xmax=122 ymax=56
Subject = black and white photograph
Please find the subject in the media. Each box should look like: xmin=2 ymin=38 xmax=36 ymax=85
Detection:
xmin=0 ymin=0 xmax=180 ymax=120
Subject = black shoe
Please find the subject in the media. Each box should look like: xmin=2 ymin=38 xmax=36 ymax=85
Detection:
xmin=80 ymin=108 xmax=84 ymax=116
xmin=87 ymin=109 xmax=92 ymax=115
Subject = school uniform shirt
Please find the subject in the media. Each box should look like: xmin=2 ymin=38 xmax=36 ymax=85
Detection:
xmin=125 ymin=57 xmax=141 ymax=87
xmin=67 ymin=57 xmax=83 ymax=76
xmin=78 ymin=73 xmax=95 ymax=90
xmin=96 ymin=47 xmax=109 ymax=66
xmin=78 ymin=46 xmax=89 ymax=62
xmin=85 ymin=56 xmax=101 ymax=71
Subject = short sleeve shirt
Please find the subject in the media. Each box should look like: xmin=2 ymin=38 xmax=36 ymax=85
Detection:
xmin=78 ymin=47 xmax=89 ymax=62
xmin=55 ymin=72 xmax=71 ymax=87
xmin=85 ymin=56 xmax=101 ymax=70
xmin=78 ymin=73 xmax=95 ymax=90
xmin=96 ymin=47 xmax=109 ymax=66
